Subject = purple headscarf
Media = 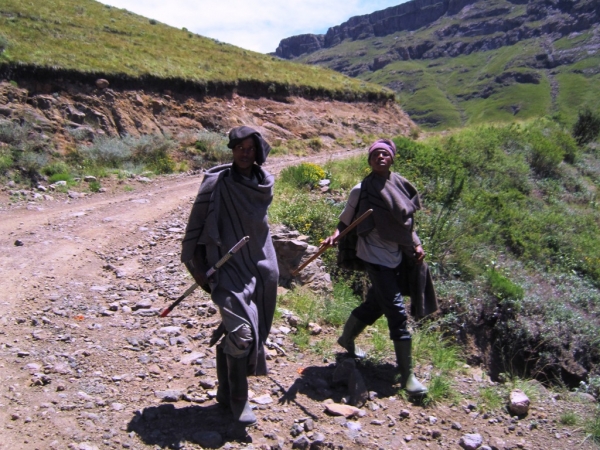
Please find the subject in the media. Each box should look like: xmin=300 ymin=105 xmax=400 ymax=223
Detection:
xmin=368 ymin=138 xmax=396 ymax=160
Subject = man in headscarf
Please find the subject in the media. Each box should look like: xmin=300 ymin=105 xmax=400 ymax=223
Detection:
xmin=181 ymin=126 xmax=279 ymax=425
xmin=323 ymin=138 xmax=435 ymax=396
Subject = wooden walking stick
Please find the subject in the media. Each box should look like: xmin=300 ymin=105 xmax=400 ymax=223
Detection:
xmin=160 ymin=236 xmax=250 ymax=317
xmin=290 ymin=209 xmax=373 ymax=276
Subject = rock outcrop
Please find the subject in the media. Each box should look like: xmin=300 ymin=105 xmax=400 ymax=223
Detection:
xmin=275 ymin=0 xmax=600 ymax=70
xmin=0 ymin=77 xmax=415 ymax=154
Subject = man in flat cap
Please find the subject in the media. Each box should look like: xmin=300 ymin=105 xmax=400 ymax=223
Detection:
xmin=323 ymin=138 xmax=436 ymax=396
xmin=181 ymin=126 xmax=278 ymax=425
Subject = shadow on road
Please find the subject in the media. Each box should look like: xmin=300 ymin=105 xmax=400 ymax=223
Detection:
xmin=127 ymin=402 xmax=251 ymax=448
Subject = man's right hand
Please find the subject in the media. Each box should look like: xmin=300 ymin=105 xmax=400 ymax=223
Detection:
xmin=321 ymin=229 xmax=340 ymax=247
xmin=192 ymin=267 xmax=209 ymax=287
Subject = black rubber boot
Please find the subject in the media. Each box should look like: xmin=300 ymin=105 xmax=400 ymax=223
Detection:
xmin=226 ymin=354 xmax=257 ymax=426
xmin=337 ymin=314 xmax=367 ymax=359
xmin=393 ymin=339 xmax=428 ymax=396
xmin=215 ymin=346 xmax=229 ymax=407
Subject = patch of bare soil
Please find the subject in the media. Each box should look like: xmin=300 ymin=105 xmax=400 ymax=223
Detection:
xmin=0 ymin=157 xmax=598 ymax=450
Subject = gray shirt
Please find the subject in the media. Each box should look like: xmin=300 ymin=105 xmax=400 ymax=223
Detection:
xmin=339 ymin=183 xmax=403 ymax=268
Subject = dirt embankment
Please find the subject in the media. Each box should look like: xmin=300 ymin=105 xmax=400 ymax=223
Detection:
xmin=0 ymin=77 xmax=416 ymax=153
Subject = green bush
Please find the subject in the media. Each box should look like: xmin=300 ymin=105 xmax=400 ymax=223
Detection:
xmin=78 ymin=134 xmax=176 ymax=173
xmin=279 ymin=162 xmax=326 ymax=188
xmin=88 ymin=180 xmax=101 ymax=192
xmin=128 ymin=134 xmax=176 ymax=174
xmin=42 ymin=161 xmax=71 ymax=177
xmin=572 ymin=108 xmax=600 ymax=146
xmin=270 ymin=188 xmax=341 ymax=245
xmin=80 ymin=136 xmax=131 ymax=167
xmin=48 ymin=172 xmax=73 ymax=184
xmin=0 ymin=147 xmax=12 ymax=174
xmin=0 ymin=34 xmax=8 ymax=53
xmin=193 ymin=131 xmax=230 ymax=165
xmin=487 ymin=268 xmax=524 ymax=301
xmin=308 ymin=137 xmax=323 ymax=151
xmin=527 ymin=128 xmax=565 ymax=176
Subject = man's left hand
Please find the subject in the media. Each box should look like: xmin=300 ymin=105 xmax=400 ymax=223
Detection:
xmin=414 ymin=245 xmax=425 ymax=264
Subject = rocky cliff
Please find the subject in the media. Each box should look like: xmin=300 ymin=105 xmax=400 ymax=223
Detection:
xmin=276 ymin=0 xmax=599 ymax=62
xmin=275 ymin=0 xmax=600 ymax=129
xmin=0 ymin=73 xmax=415 ymax=154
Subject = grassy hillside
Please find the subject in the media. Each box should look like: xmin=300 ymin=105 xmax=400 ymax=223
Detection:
xmin=0 ymin=0 xmax=391 ymax=100
xmin=271 ymin=118 xmax=600 ymax=392
xmin=294 ymin=0 xmax=600 ymax=128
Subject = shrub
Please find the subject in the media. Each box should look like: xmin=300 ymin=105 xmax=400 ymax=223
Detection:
xmin=193 ymin=131 xmax=230 ymax=166
xmin=308 ymin=137 xmax=323 ymax=151
xmin=79 ymin=136 xmax=131 ymax=167
xmin=49 ymin=172 xmax=73 ymax=184
xmin=269 ymin=188 xmax=340 ymax=244
xmin=17 ymin=152 xmax=49 ymax=182
xmin=88 ymin=180 xmax=101 ymax=192
xmin=572 ymin=108 xmax=600 ymax=146
xmin=0 ymin=35 xmax=8 ymax=53
xmin=42 ymin=161 xmax=71 ymax=177
xmin=487 ymin=268 xmax=524 ymax=300
xmin=279 ymin=162 xmax=326 ymax=188
xmin=527 ymin=128 xmax=564 ymax=176
xmin=0 ymin=147 xmax=12 ymax=174
xmin=128 ymin=134 xmax=176 ymax=174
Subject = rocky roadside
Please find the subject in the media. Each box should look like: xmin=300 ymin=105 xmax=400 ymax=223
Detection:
xmin=0 ymin=173 xmax=598 ymax=450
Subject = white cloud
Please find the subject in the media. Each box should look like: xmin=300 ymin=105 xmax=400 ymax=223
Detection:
xmin=98 ymin=0 xmax=407 ymax=53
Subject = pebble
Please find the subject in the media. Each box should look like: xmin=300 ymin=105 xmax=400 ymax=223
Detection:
xmin=252 ymin=394 xmax=273 ymax=405
xmin=324 ymin=403 xmax=360 ymax=418
xmin=459 ymin=433 xmax=483 ymax=450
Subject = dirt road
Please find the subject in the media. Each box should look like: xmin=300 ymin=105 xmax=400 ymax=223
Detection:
xmin=1 ymin=149 xmax=597 ymax=450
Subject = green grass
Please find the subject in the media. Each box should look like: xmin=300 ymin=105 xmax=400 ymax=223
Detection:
xmin=0 ymin=0 xmax=391 ymax=101
xmin=560 ymin=411 xmax=579 ymax=426
xmin=478 ymin=386 xmax=504 ymax=413
xmin=294 ymin=6 xmax=598 ymax=129
xmin=584 ymin=407 xmax=600 ymax=444
xmin=271 ymin=118 xmax=600 ymax=394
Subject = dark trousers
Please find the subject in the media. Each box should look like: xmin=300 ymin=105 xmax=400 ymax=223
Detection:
xmin=351 ymin=262 xmax=411 ymax=341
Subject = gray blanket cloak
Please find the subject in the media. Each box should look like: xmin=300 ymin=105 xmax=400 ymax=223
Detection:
xmin=181 ymin=163 xmax=279 ymax=375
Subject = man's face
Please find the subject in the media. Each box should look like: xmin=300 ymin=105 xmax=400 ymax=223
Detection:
xmin=232 ymin=137 xmax=256 ymax=172
xmin=368 ymin=149 xmax=393 ymax=175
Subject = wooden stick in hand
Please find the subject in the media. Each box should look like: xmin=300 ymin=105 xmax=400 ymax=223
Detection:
xmin=290 ymin=209 xmax=373 ymax=276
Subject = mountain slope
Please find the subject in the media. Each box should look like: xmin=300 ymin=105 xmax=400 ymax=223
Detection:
xmin=275 ymin=0 xmax=600 ymax=128
xmin=0 ymin=0 xmax=391 ymax=101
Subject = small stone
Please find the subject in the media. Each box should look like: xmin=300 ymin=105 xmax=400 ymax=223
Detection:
xmin=303 ymin=418 xmax=314 ymax=431
xmin=292 ymin=434 xmax=310 ymax=449
xmin=96 ymin=79 xmax=110 ymax=89
xmin=290 ymin=423 xmax=304 ymax=437
xmin=459 ymin=433 xmax=483 ymax=450
xmin=154 ymin=390 xmax=183 ymax=402
xmin=14 ymin=239 xmax=24 ymax=247
xmin=324 ymin=403 xmax=360 ymax=418
xmin=508 ymin=389 xmax=530 ymax=416
xmin=251 ymin=394 xmax=273 ymax=405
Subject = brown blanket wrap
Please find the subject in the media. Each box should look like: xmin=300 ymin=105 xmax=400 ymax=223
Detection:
xmin=181 ymin=164 xmax=279 ymax=375
xmin=355 ymin=172 xmax=438 ymax=319
xmin=356 ymin=172 xmax=422 ymax=252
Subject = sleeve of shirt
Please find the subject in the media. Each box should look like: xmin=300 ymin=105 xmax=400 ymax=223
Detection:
xmin=338 ymin=184 xmax=361 ymax=226
xmin=412 ymin=231 xmax=421 ymax=247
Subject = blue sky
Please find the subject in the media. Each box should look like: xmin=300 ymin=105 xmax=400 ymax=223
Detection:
xmin=98 ymin=0 xmax=408 ymax=54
